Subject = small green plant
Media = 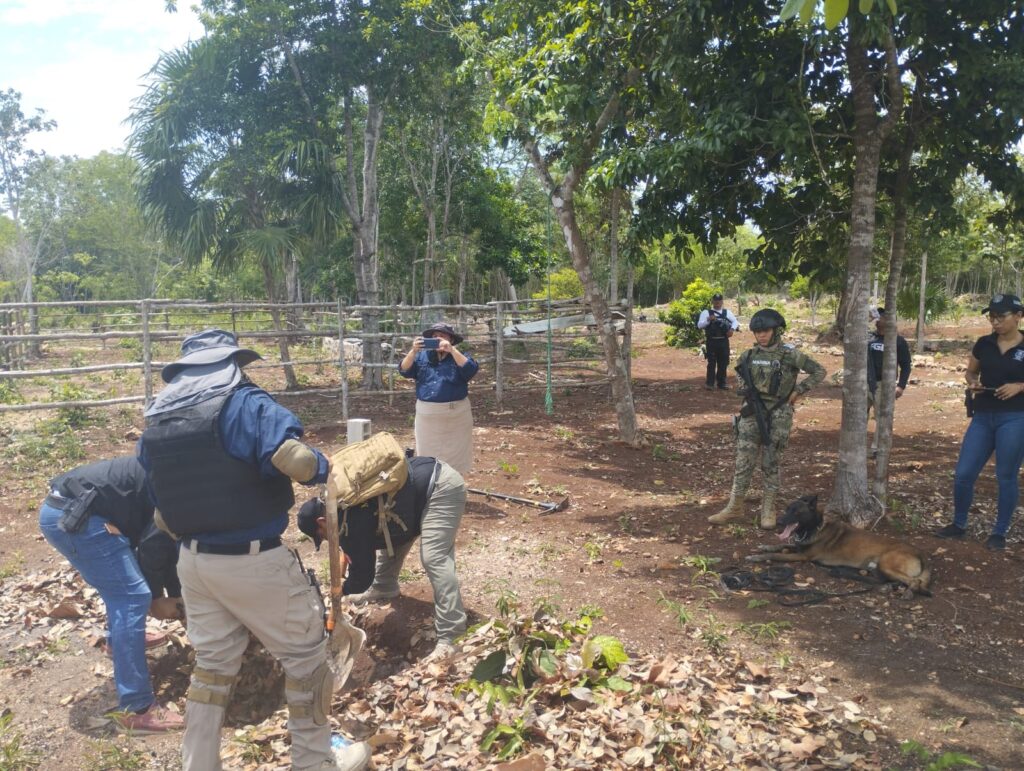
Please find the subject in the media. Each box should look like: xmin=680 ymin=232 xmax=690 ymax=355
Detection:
xmin=84 ymin=736 xmax=148 ymax=770
xmin=726 ymin=523 xmax=748 ymax=538
xmin=0 ymin=551 xmax=25 ymax=580
xmin=700 ymin=613 xmax=729 ymax=653
xmin=738 ymin=621 xmax=791 ymax=642
xmin=746 ymin=598 xmax=771 ymax=609
xmin=656 ymin=592 xmax=693 ymax=627
xmin=553 ymin=426 xmax=574 ymax=442
xmin=566 ymin=338 xmax=597 ymax=359
xmin=68 ymin=351 xmax=86 ymax=368
xmin=117 ymin=337 xmax=144 ymax=362
xmin=230 ymin=732 xmax=272 ymax=765
xmin=0 ymin=712 xmax=40 ymax=769
xmin=398 ymin=568 xmax=419 ymax=583
xmin=582 ymin=541 xmax=602 ymax=562
xmin=481 ymin=717 xmax=530 ymax=760
xmin=49 ymin=382 xmax=92 ymax=427
xmin=498 ymin=460 xmax=519 ymax=475
xmin=682 ymin=554 xmax=722 ymax=584
xmin=43 ymin=636 xmax=70 ymax=656
xmin=898 ymin=740 xmax=981 ymax=770
xmin=776 ymin=653 xmax=792 ymax=669
xmin=651 ymin=443 xmax=669 ymax=461
xmin=0 ymin=379 xmax=23 ymax=405
xmin=616 ymin=513 xmax=636 ymax=534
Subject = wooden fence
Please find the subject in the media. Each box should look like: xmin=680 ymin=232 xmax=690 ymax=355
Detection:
xmin=0 ymin=298 xmax=632 ymax=418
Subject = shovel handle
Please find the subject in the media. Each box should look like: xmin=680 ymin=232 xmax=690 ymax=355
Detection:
xmin=324 ymin=480 xmax=344 ymax=629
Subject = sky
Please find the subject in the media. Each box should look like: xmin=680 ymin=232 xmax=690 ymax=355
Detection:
xmin=0 ymin=1 xmax=205 ymax=158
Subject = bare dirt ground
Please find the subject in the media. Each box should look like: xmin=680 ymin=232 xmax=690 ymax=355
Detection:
xmin=2 ymin=318 xmax=1023 ymax=769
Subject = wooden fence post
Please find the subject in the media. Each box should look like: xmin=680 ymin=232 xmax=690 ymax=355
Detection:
xmin=141 ymin=299 xmax=153 ymax=409
xmin=337 ymin=300 xmax=349 ymax=423
xmin=494 ymin=303 xmax=504 ymax=408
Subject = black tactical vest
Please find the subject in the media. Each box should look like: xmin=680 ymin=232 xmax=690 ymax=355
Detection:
xmin=50 ymin=456 xmax=153 ymax=543
xmin=141 ymin=389 xmax=295 ymax=536
xmin=705 ymin=309 xmax=729 ymax=340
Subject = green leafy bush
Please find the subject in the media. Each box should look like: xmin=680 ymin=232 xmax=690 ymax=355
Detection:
xmin=531 ymin=267 xmax=583 ymax=301
xmin=118 ymin=337 xmax=144 ymax=362
xmin=658 ymin=278 xmax=720 ymax=348
xmin=897 ymin=284 xmax=949 ymax=323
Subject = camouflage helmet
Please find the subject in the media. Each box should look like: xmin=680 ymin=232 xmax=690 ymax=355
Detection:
xmin=749 ymin=308 xmax=786 ymax=332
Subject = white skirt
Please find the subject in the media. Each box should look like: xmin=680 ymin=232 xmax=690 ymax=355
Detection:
xmin=415 ymin=398 xmax=474 ymax=475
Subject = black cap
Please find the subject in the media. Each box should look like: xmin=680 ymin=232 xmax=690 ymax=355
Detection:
xmin=712 ymin=293 xmax=723 ymax=301
xmin=981 ymin=293 xmax=1024 ymax=315
xmin=421 ymin=322 xmax=464 ymax=345
xmin=297 ymin=498 xmax=325 ymax=549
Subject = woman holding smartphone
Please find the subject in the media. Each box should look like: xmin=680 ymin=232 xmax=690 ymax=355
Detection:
xmin=936 ymin=293 xmax=1024 ymax=550
xmin=399 ymin=322 xmax=479 ymax=474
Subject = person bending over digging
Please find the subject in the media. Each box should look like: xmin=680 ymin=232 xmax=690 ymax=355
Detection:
xmin=39 ymin=455 xmax=185 ymax=734
xmin=708 ymin=309 xmax=825 ymax=529
xmin=299 ymin=454 xmax=467 ymax=662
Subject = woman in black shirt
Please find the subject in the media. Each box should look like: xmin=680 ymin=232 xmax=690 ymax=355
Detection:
xmin=936 ymin=294 xmax=1024 ymax=550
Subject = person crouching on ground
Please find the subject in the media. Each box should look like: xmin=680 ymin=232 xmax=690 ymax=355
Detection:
xmin=38 ymin=455 xmax=184 ymax=733
xmin=399 ymin=322 xmax=478 ymax=475
xmin=708 ymin=309 xmax=826 ymax=529
xmin=299 ymin=455 xmax=467 ymax=661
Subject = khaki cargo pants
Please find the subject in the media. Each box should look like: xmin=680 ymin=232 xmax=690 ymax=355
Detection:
xmin=178 ymin=544 xmax=333 ymax=770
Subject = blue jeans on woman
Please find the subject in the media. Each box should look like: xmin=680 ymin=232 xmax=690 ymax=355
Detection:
xmin=952 ymin=410 xmax=1024 ymax=537
xmin=39 ymin=503 xmax=154 ymax=713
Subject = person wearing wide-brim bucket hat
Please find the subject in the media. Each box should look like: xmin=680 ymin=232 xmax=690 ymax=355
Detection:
xmin=399 ymin=321 xmax=478 ymax=475
xmin=138 ymin=327 xmax=372 ymax=771
xmin=936 ymin=293 xmax=1024 ymax=552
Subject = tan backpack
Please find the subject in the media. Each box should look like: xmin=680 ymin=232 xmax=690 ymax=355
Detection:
xmin=327 ymin=432 xmax=409 ymax=555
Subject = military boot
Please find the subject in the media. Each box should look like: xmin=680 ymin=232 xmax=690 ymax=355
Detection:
xmin=708 ymin=495 xmax=744 ymax=525
xmin=759 ymin=490 xmax=777 ymax=530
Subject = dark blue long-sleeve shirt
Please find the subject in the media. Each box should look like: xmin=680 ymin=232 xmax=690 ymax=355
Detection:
xmin=399 ymin=351 xmax=478 ymax=402
xmin=139 ymin=384 xmax=329 ymax=543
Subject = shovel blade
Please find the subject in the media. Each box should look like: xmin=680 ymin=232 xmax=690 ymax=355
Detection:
xmin=327 ymin=612 xmax=366 ymax=691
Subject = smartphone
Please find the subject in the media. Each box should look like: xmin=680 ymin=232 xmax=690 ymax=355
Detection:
xmin=422 ymin=337 xmax=440 ymax=350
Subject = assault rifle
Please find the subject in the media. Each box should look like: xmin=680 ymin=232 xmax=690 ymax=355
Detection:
xmin=735 ymin=355 xmax=772 ymax=445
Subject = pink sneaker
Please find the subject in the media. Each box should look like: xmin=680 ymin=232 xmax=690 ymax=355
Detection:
xmin=112 ymin=703 xmax=184 ymax=734
xmin=103 ymin=630 xmax=169 ymax=657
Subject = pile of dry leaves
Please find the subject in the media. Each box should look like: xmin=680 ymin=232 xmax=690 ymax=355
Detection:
xmin=223 ymin=605 xmax=885 ymax=770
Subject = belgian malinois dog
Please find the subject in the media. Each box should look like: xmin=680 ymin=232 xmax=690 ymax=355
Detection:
xmin=746 ymin=494 xmax=931 ymax=594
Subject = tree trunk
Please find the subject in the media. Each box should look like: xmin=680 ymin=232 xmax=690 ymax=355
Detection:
xmin=915 ymin=250 xmax=928 ymax=354
xmin=828 ymin=28 xmax=900 ymax=524
xmin=261 ymin=261 xmax=298 ymax=390
xmin=608 ymin=188 xmax=620 ymax=302
xmin=552 ymin=192 xmax=639 ymax=445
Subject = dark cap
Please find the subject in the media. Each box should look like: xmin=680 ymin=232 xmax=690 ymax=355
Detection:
xmin=161 ymin=328 xmax=261 ymax=383
xmin=711 ymin=293 xmax=723 ymax=301
xmin=869 ymin=307 xmax=886 ymax=320
xmin=297 ymin=498 xmax=325 ymax=549
xmin=981 ymin=293 xmax=1024 ymax=315
xmin=421 ymin=322 xmax=464 ymax=345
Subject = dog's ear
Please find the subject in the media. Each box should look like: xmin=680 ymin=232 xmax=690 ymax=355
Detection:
xmin=804 ymin=494 xmax=819 ymax=509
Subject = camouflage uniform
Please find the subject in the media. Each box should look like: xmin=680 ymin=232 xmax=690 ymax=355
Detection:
xmin=710 ymin=341 xmax=825 ymax=527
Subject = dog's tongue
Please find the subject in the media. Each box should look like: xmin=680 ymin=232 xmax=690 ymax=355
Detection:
xmin=778 ymin=523 xmax=799 ymax=542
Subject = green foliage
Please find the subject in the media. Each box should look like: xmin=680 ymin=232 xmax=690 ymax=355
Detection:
xmin=83 ymin=736 xmax=148 ymax=771
xmin=565 ymin=338 xmax=597 ymax=359
xmin=118 ymin=337 xmax=144 ymax=362
xmin=659 ymin=278 xmax=720 ymax=348
xmin=531 ymin=267 xmax=584 ymax=301
xmin=0 ymin=711 xmax=40 ymax=770
xmin=656 ymin=592 xmax=693 ymax=627
xmin=898 ymin=740 xmax=981 ymax=771
xmin=49 ymin=382 xmax=92 ymax=428
xmin=897 ymin=284 xmax=949 ymax=323
xmin=0 ymin=379 xmax=23 ymax=404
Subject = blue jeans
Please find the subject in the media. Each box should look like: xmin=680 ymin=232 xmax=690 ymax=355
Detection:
xmin=952 ymin=411 xmax=1024 ymax=536
xmin=39 ymin=503 xmax=154 ymax=712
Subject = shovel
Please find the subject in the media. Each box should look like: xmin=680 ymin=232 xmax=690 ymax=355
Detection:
xmin=324 ymin=480 xmax=366 ymax=690
xmin=467 ymin=487 xmax=570 ymax=514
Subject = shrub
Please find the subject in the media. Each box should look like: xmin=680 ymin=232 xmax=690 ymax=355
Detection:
xmin=531 ymin=267 xmax=584 ymax=301
xmin=659 ymin=278 xmax=720 ymax=348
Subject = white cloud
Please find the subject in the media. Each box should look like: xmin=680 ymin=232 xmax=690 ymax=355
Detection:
xmin=1 ymin=2 xmax=205 ymax=157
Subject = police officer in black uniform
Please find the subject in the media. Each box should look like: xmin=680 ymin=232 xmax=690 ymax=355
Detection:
xmin=698 ymin=293 xmax=740 ymax=389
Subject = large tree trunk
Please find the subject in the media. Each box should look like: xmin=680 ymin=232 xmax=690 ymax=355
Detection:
xmin=828 ymin=27 xmax=901 ymax=525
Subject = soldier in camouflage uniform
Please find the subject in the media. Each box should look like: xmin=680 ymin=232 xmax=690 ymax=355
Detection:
xmin=708 ymin=309 xmax=826 ymax=529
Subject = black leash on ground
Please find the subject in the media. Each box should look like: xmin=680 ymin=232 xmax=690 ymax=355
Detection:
xmin=719 ymin=565 xmax=891 ymax=607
